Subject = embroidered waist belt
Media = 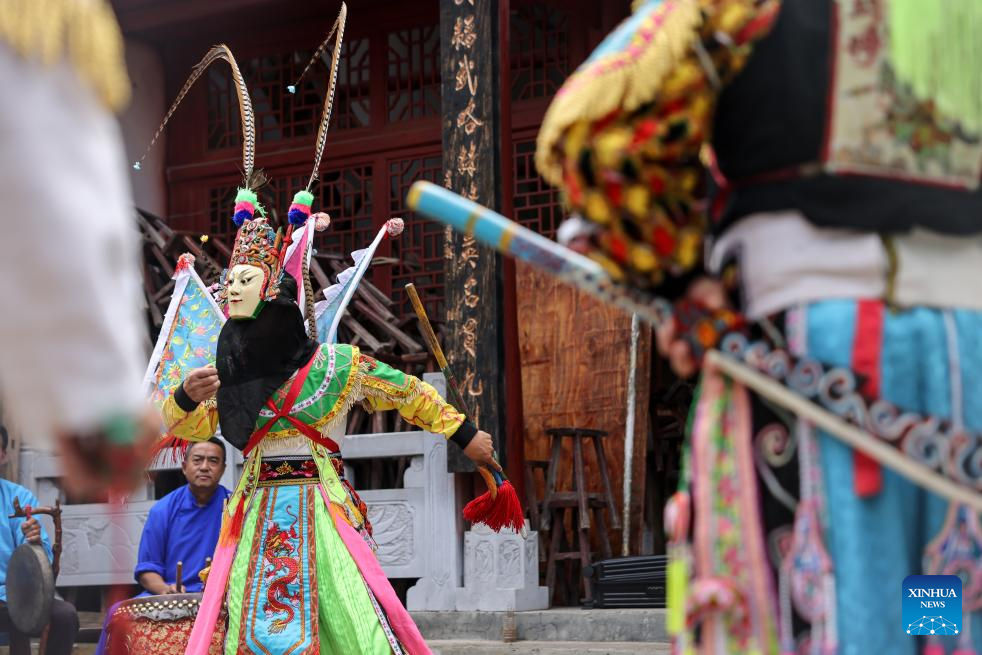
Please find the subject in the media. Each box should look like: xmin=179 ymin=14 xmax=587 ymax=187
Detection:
xmin=258 ymin=456 xmax=344 ymax=486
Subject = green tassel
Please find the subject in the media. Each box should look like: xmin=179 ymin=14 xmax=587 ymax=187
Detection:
xmin=292 ymin=190 xmax=315 ymax=206
xmin=234 ymin=188 xmax=258 ymax=204
xmin=889 ymin=0 xmax=982 ymax=133
xmin=666 ymin=555 xmax=689 ymax=636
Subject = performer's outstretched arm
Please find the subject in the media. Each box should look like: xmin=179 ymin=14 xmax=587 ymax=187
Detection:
xmin=356 ymin=354 xmax=497 ymax=468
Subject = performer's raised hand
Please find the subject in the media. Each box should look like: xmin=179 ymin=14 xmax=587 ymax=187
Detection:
xmin=184 ymin=366 xmax=220 ymax=403
xmin=464 ymin=430 xmax=502 ymax=471
xmin=655 ymin=277 xmax=729 ymax=379
xmin=20 ymin=516 xmax=41 ymax=545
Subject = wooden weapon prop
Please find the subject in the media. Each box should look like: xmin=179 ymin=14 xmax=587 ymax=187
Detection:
xmin=406 ymin=180 xmax=982 ymax=511
xmin=405 ymin=283 xmax=528 ymax=533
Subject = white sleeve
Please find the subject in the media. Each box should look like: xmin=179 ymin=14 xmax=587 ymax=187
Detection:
xmin=0 ymin=48 xmax=148 ymax=447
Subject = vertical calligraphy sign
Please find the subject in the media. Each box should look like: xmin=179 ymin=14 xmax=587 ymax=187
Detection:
xmin=440 ymin=0 xmax=505 ymax=472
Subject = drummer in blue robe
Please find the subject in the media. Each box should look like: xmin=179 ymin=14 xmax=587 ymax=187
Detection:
xmin=95 ymin=437 xmax=229 ymax=655
xmin=135 ymin=436 xmax=230 ymax=595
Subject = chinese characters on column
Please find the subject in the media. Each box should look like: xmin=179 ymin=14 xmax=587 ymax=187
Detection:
xmin=445 ymin=1 xmax=487 ymax=418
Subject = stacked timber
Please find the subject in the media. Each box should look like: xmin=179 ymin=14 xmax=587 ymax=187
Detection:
xmin=137 ymin=208 xmax=438 ymax=439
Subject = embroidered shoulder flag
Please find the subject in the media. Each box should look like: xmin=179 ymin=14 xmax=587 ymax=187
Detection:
xmin=315 ymin=218 xmax=403 ymax=344
xmin=142 ymin=254 xmax=225 ymax=407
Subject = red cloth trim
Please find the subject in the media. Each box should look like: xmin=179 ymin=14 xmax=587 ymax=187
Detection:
xmin=851 ymin=299 xmax=884 ymax=496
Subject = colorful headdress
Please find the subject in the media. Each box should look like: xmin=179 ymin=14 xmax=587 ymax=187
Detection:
xmin=226 ymin=215 xmax=284 ymax=301
xmin=534 ymin=0 xmax=779 ymax=293
xmin=134 ymin=44 xmax=256 ymax=179
xmin=135 ymin=44 xmax=275 ymax=307
xmin=279 ymin=3 xmax=348 ymax=333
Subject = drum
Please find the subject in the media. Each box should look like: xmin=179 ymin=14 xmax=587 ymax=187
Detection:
xmin=103 ymin=593 xmax=226 ymax=655
xmin=6 ymin=543 xmax=54 ymax=635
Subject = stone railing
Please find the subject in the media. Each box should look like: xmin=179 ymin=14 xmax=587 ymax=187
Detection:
xmin=342 ymin=428 xmax=459 ymax=610
xmin=17 ymin=441 xmax=244 ymax=587
xmin=14 ymin=374 xmax=461 ymax=610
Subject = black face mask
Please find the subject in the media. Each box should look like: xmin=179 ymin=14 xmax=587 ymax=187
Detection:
xmin=215 ymin=273 xmax=319 ymax=450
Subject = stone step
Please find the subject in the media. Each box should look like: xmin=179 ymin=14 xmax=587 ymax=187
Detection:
xmin=411 ymin=609 xmax=667 ymax=643
xmin=60 ymin=640 xmax=670 ymax=655
xmin=59 ymin=608 xmax=667 ymax=652
xmin=429 ymin=640 xmax=670 ymax=655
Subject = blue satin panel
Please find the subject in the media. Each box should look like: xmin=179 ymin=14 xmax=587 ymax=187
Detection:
xmin=805 ymin=301 xmax=982 ymax=655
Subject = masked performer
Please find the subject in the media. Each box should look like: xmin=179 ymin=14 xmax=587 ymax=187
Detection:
xmin=536 ymin=1 xmax=982 ymax=654
xmin=131 ymin=16 xmax=497 ymax=654
xmin=167 ymin=220 xmax=494 ymax=655
xmin=0 ymin=0 xmax=156 ymax=497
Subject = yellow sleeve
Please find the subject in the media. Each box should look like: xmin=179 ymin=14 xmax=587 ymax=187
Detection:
xmin=161 ymin=393 xmax=219 ymax=441
xmin=357 ymin=354 xmax=467 ymax=439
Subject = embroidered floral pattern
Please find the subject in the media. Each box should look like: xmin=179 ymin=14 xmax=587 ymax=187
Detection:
xmin=260 ymin=459 xmax=319 ymax=482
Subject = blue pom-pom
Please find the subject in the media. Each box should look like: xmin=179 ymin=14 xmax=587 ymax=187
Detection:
xmin=287 ymin=85 xmax=297 ymax=94
xmin=232 ymin=209 xmax=253 ymax=226
xmin=132 ymin=161 xmax=141 ymax=171
xmin=288 ymin=208 xmax=309 ymax=226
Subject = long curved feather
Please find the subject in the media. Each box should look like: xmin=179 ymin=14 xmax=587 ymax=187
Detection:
xmin=288 ymin=3 xmax=347 ymax=190
xmin=134 ymin=44 xmax=256 ymax=184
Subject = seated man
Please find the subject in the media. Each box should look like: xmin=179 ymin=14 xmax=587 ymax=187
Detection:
xmin=135 ymin=437 xmax=230 ymax=594
xmin=0 ymin=425 xmax=79 ymax=655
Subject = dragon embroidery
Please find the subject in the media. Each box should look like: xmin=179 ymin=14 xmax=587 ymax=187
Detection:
xmin=262 ymin=506 xmax=302 ymax=634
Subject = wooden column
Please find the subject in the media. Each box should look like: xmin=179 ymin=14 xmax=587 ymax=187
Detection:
xmin=440 ymin=0 xmax=506 ymax=472
xmin=495 ymin=0 xmax=525 ymax=501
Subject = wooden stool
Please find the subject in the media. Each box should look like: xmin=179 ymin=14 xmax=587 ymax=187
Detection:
xmin=541 ymin=427 xmax=621 ymax=605
xmin=523 ymin=459 xmax=549 ymax=532
xmin=523 ymin=460 xmax=550 ymax=564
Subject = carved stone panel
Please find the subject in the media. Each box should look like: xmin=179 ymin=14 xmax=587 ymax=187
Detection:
xmin=456 ymin=521 xmax=549 ymax=610
xmin=356 ymin=488 xmax=425 ymax=579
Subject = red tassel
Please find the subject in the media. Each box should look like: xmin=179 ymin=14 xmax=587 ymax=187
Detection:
xmin=219 ymin=497 xmax=246 ymax=546
xmin=463 ymin=481 xmax=525 ymax=533
xmin=148 ymin=434 xmax=189 ymax=467
xmin=463 ymin=489 xmax=495 ymax=524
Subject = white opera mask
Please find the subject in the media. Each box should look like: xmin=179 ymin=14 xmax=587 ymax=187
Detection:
xmin=226 ymin=264 xmax=266 ymax=319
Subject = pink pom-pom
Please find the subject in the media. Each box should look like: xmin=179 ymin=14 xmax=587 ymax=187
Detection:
xmin=385 ymin=217 xmax=404 ymax=237
xmin=175 ymin=253 xmax=196 ymax=272
xmin=312 ymin=212 xmax=332 ymax=232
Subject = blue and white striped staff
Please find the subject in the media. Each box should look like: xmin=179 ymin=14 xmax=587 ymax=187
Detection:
xmin=406 ymin=180 xmax=673 ymax=327
xmin=405 ymin=180 xmax=982 ymax=511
